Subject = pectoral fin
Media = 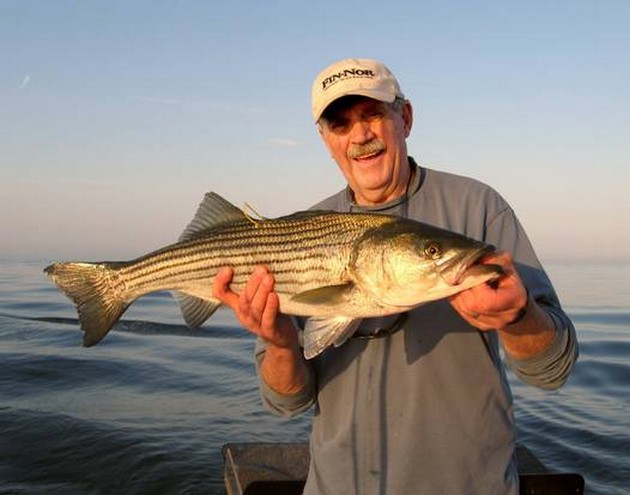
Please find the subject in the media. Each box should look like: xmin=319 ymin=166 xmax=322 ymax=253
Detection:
xmin=291 ymin=283 xmax=355 ymax=306
xmin=303 ymin=317 xmax=362 ymax=359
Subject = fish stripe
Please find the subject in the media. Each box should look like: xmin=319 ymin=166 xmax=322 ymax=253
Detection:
xmin=113 ymin=213 xmax=377 ymax=294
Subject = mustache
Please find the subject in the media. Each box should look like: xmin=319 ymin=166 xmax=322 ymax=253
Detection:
xmin=347 ymin=139 xmax=385 ymax=160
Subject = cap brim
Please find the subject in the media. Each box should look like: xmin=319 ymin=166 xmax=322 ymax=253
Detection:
xmin=313 ymin=88 xmax=398 ymax=122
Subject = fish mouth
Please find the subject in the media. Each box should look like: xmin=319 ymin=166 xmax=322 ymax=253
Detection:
xmin=446 ymin=244 xmax=503 ymax=286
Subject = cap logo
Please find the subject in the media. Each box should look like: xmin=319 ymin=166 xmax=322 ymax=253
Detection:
xmin=321 ymin=68 xmax=376 ymax=90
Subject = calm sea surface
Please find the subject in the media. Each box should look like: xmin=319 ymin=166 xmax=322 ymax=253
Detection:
xmin=1 ymin=259 xmax=628 ymax=494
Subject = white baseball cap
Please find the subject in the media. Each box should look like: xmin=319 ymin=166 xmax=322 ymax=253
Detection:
xmin=311 ymin=58 xmax=404 ymax=122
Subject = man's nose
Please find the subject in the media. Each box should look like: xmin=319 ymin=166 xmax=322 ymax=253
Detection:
xmin=349 ymin=119 xmax=375 ymax=144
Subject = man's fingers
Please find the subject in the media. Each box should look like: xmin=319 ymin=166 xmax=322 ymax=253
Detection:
xmin=214 ymin=266 xmax=234 ymax=292
xmin=213 ymin=266 xmax=239 ymax=309
xmin=213 ymin=265 xmax=288 ymax=341
xmin=260 ymin=291 xmax=281 ymax=332
xmin=240 ymin=267 xmax=270 ymax=316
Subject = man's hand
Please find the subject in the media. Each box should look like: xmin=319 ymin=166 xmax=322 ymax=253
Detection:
xmin=449 ymin=251 xmax=556 ymax=360
xmin=213 ymin=265 xmax=298 ymax=350
xmin=449 ymin=251 xmax=528 ymax=331
xmin=213 ymin=265 xmax=309 ymax=395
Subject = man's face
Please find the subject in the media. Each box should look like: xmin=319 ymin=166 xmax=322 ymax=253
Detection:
xmin=318 ymin=96 xmax=413 ymax=206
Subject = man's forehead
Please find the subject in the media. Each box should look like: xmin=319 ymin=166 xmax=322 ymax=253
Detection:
xmin=322 ymin=95 xmax=386 ymax=120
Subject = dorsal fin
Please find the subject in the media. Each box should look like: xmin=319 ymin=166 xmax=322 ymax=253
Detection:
xmin=242 ymin=202 xmax=268 ymax=225
xmin=179 ymin=192 xmax=247 ymax=242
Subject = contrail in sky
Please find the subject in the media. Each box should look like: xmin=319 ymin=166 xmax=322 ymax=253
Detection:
xmin=19 ymin=74 xmax=31 ymax=89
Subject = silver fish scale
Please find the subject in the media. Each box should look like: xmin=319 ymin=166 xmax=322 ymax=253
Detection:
xmin=117 ymin=212 xmax=395 ymax=298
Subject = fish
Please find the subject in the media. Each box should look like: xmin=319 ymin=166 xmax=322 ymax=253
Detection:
xmin=44 ymin=192 xmax=503 ymax=359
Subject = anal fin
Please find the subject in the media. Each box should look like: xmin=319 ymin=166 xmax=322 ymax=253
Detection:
xmin=172 ymin=291 xmax=221 ymax=328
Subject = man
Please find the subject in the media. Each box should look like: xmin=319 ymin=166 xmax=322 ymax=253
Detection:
xmin=214 ymin=58 xmax=578 ymax=494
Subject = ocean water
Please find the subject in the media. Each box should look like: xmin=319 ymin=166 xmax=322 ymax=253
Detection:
xmin=1 ymin=259 xmax=628 ymax=494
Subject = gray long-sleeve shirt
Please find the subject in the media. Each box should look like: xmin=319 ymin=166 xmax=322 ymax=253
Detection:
xmin=255 ymin=160 xmax=578 ymax=494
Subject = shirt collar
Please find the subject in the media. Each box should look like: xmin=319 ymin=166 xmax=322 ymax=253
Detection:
xmin=346 ymin=157 xmax=422 ymax=213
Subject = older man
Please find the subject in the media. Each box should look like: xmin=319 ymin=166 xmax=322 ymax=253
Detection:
xmin=214 ymin=58 xmax=578 ymax=494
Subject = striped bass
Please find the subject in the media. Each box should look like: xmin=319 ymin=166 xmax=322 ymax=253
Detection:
xmin=44 ymin=192 xmax=503 ymax=358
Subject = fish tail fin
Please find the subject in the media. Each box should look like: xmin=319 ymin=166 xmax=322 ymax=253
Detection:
xmin=44 ymin=262 xmax=130 ymax=346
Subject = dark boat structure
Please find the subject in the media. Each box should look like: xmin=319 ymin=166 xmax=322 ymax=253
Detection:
xmin=222 ymin=442 xmax=584 ymax=495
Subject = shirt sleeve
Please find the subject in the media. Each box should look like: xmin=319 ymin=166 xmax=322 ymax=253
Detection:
xmin=254 ymin=333 xmax=317 ymax=417
xmin=504 ymin=307 xmax=578 ymax=389
xmin=485 ymin=205 xmax=579 ymax=390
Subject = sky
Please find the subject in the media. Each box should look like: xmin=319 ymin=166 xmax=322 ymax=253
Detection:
xmin=1 ymin=0 xmax=629 ymax=263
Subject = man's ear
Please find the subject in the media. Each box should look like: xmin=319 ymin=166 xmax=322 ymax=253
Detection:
xmin=402 ymin=101 xmax=413 ymax=137
xmin=318 ymin=123 xmax=335 ymax=157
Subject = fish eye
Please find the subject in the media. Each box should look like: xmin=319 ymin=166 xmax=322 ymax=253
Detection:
xmin=424 ymin=242 xmax=442 ymax=259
